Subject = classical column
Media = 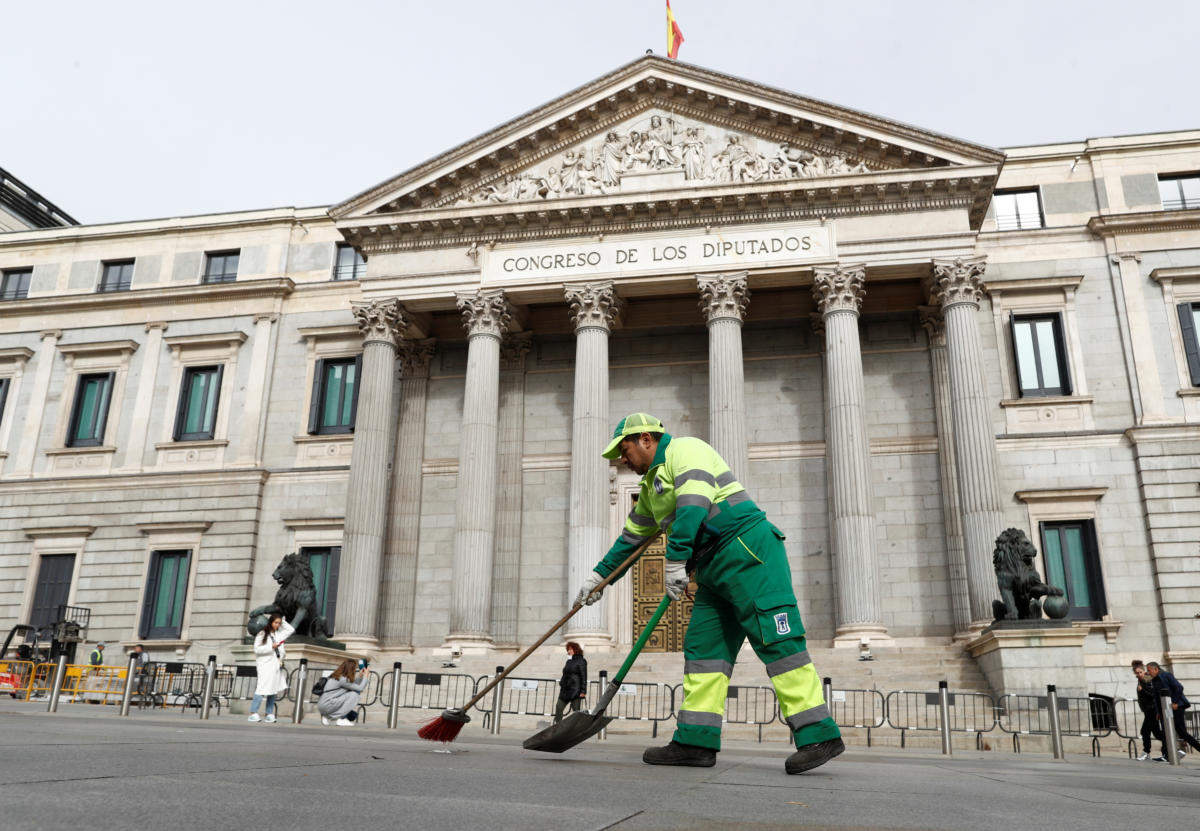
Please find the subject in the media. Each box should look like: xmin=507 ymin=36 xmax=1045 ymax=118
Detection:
xmin=564 ymin=282 xmax=623 ymax=642
xmin=234 ymin=313 xmax=278 ymax=467
xmin=697 ymin=272 xmax=750 ymax=487
xmin=1110 ymin=252 xmax=1170 ymax=424
xmin=380 ymin=338 xmax=436 ymax=647
xmin=919 ymin=307 xmax=971 ymax=635
xmin=928 ymin=257 xmax=1005 ymax=624
xmin=120 ymin=322 xmax=167 ymax=472
xmin=812 ymin=265 xmax=887 ymax=643
xmin=447 ymin=288 xmax=514 ymax=648
xmin=13 ymin=329 xmax=60 ymax=476
xmin=338 ymin=298 xmax=409 ymax=649
xmin=491 ymin=333 xmax=532 ymax=646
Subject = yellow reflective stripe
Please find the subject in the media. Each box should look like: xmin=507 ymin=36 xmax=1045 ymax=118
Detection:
xmin=736 ymin=536 xmax=762 ymax=563
xmin=769 ymin=661 xmax=824 ymax=720
xmin=681 ymin=671 xmax=730 ymax=715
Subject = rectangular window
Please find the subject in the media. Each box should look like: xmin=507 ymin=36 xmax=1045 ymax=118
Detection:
xmin=139 ymin=550 xmax=191 ymax=639
xmin=202 ymin=250 xmax=240 ymax=284
xmin=992 ymin=189 xmax=1044 ymax=231
xmin=67 ymin=372 xmax=114 ymax=447
xmin=173 ymin=365 xmax=223 ymax=441
xmin=29 ymin=554 xmax=76 ymax=636
xmin=302 ymin=546 xmax=341 ymax=634
xmin=1010 ymin=313 xmax=1072 ymax=397
xmin=1040 ymin=520 xmax=1106 ymax=620
xmin=1158 ymin=174 xmax=1200 ymax=211
xmin=307 ymin=356 xmax=361 ymax=435
xmin=333 ymin=245 xmax=366 ymax=281
xmin=98 ymin=260 xmax=134 ymax=293
xmin=1 ymin=268 xmax=32 ymax=300
xmin=1177 ymin=302 xmax=1200 ymax=386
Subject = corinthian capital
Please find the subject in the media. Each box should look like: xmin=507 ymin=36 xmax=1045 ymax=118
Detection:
xmin=351 ymin=298 xmax=409 ymax=347
xmin=917 ymin=306 xmax=946 ymax=347
xmin=811 ymin=264 xmax=866 ymax=316
xmin=456 ymin=288 xmax=514 ymax=338
xmin=500 ymin=332 xmax=533 ymax=370
xmin=398 ymin=338 xmax=437 ymax=379
xmin=928 ymin=257 xmax=987 ymax=309
xmin=564 ymin=281 xmax=623 ymax=333
xmin=696 ymin=271 xmax=750 ymax=324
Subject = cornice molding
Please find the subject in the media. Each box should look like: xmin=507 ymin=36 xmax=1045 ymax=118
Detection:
xmin=1088 ymin=208 xmax=1200 ymax=237
xmin=0 ymin=277 xmax=296 ymax=320
xmin=57 ymin=339 xmax=139 ymax=357
xmin=984 ymin=274 xmax=1084 ymax=295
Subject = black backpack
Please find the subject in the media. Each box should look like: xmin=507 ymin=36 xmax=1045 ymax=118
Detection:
xmin=311 ymin=676 xmax=328 ymax=697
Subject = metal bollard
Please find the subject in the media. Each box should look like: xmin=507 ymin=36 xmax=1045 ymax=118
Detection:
xmin=47 ymin=654 xmax=69 ymax=713
xmin=387 ymin=662 xmax=402 ymax=729
xmin=119 ymin=654 xmax=137 ymax=716
xmin=1160 ymin=693 xmax=1181 ymax=766
xmin=489 ymin=665 xmax=505 ymax=735
xmin=823 ymin=676 xmax=833 ymax=709
xmin=598 ymin=670 xmax=608 ymax=741
xmin=1046 ymin=685 xmax=1065 ymax=760
xmin=199 ymin=655 xmax=217 ymax=720
xmin=292 ymin=659 xmax=308 ymax=724
xmin=937 ymin=681 xmax=953 ymax=756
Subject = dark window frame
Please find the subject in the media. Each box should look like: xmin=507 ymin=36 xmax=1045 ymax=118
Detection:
xmin=1 ymin=268 xmax=32 ymax=300
xmin=992 ymin=188 xmax=1045 ymax=231
xmin=307 ymin=355 xmax=361 ymax=435
xmin=333 ymin=245 xmax=366 ymax=281
xmin=0 ymin=376 xmax=9 ymax=427
xmin=67 ymin=371 xmax=115 ymax=447
xmin=1178 ymin=301 xmax=1200 ymax=387
xmin=202 ymin=250 xmax=240 ymax=284
xmin=98 ymin=259 xmax=135 ymax=293
xmin=1158 ymin=173 xmax=1200 ymax=211
xmin=1010 ymin=312 xmax=1072 ymax=397
xmin=173 ymin=364 xmax=224 ymax=441
xmin=1039 ymin=519 xmax=1107 ymax=621
xmin=139 ymin=549 xmax=192 ymax=640
xmin=301 ymin=546 xmax=340 ymax=634
xmin=29 ymin=553 xmax=76 ymax=636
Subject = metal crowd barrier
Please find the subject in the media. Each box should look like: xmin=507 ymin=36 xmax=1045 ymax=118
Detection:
xmin=885 ymin=688 xmax=997 ymax=750
xmin=488 ymin=675 xmax=560 ymax=721
xmin=378 ymin=669 xmax=480 ymax=717
xmin=719 ymin=684 xmax=778 ymax=743
xmin=996 ymin=693 xmax=1111 ymax=756
xmin=588 ymin=678 xmax=676 ymax=737
xmin=0 ymin=660 xmax=36 ymax=700
xmin=826 ymin=685 xmax=886 ymax=747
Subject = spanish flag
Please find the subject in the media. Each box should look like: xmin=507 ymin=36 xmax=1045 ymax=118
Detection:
xmin=666 ymin=0 xmax=684 ymax=59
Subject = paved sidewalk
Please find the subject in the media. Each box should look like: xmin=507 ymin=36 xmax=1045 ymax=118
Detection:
xmin=1 ymin=702 xmax=1196 ymax=831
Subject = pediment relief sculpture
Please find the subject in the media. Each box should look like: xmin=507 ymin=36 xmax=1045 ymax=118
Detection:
xmin=454 ymin=111 xmax=875 ymax=206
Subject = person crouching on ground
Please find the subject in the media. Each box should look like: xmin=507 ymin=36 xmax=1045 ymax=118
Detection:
xmin=318 ymin=658 xmax=370 ymax=726
xmin=249 ymin=613 xmax=293 ymax=723
xmin=574 ymin=413 xmax=843 ymax=774
xmin=554 ymin=641 xmax=587 ymax=723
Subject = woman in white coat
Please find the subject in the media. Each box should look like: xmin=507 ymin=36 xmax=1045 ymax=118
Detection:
xmin=249 ymin=613 xmax=293 ymax=723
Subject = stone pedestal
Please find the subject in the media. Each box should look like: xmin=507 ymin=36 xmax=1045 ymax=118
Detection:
xmin=966 ymin=624 xmax=1088 ymax=698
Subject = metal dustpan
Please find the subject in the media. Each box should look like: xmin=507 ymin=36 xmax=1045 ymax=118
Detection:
xmin=524 ymin=594 xmax=672 ymax=753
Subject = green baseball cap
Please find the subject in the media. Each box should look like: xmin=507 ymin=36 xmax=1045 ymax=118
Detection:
xmin=602 ymin=413 xmax=665 ymax=459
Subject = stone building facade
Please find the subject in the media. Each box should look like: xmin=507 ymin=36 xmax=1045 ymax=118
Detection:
xmin=1 ymin=57 xmax=1198 ymax=693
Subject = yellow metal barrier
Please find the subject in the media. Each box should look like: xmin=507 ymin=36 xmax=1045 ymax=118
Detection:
xmin=23 ymin=663 xmax=129 ymax=704
xmin=0 ymin=660 xmax=36 ymax=700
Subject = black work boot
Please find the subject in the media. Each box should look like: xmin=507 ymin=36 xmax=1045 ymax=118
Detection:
xmin=642 ymin=740 xmax=717 ymax=767
xmin=784 ymin=737 xmax=845 ymax=774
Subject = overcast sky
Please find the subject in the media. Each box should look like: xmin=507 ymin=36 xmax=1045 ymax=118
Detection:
xmin=3 ymin=0 xmax=1196 ymax=226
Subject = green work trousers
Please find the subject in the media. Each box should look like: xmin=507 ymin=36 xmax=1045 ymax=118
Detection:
xmin=673 ymin=519 xmax=841 ymax=752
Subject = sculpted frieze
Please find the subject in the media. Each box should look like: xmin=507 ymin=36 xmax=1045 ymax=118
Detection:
xmin=455 ymin=111 xmax=873 ymax=205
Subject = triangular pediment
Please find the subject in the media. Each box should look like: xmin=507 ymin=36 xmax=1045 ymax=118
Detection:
xmin=332 ymin=56 xmax=1003 ymax=241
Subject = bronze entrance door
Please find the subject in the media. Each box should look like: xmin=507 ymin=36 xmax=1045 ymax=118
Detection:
xmin=630 ymin=531 xmax=696 ymax=652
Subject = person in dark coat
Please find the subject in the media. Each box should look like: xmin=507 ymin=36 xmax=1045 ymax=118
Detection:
xmin=1147 ymin=661 xmax=1200 ymax=760
xmin=1131 ymin=660 xmax=1166 ymax=761
xmin=553 ymin=641 xmax=587 ymax=723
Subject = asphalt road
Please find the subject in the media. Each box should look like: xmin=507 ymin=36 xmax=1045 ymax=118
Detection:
xmin=1 ymin=703 xmax=1197 ymax=831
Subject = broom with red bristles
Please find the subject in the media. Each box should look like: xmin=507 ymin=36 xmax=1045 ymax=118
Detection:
xmin=417 ymin=532 xmax=663 ymax=743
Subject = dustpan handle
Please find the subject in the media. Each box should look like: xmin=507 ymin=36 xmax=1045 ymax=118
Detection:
xmin=594 ymin=593 xmax=672 ymax=713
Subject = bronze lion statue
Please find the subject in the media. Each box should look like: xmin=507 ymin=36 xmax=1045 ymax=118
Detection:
xmin=991 ymin=528 xmax=1065 ymax=621
xmin=247 ymin=552 xmax=332 ymax=639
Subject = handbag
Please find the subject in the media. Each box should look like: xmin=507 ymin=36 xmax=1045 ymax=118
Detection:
xmin=311 ymin=676 xmax=328 ymax=697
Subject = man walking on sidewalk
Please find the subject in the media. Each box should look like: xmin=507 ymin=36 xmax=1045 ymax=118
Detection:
xmin=1132 ymin=660 xmax=1165 ymax=761
xmin=1147 ymin=661 xmax=1200 ymax=760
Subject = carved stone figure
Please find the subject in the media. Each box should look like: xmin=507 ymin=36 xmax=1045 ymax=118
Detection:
xmin=247 ymin=552 xmax=332 ymax=640
xmin=681 ymin=127 xmax=709 ymax=180
xmin=990 ymin=528 xmax=1067 ymax=621
xmin=645 ymin=115 xmax=682 ymax=169
xmin=599 ymin=131 xmax=624 ymax=186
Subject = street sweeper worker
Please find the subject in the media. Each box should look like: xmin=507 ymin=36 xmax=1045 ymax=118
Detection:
xmin=574 ymin=413 xmax=844 ymax=774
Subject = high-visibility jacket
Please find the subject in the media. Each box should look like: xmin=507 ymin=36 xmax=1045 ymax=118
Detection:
xmin=89 ymin=650 xmax=103 ymax=666
xmin=594 ymin=434 xmax=765 ymax=578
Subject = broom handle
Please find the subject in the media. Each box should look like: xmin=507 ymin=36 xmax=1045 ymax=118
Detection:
xmin=458 ymin=531 xmax=662 ymax=713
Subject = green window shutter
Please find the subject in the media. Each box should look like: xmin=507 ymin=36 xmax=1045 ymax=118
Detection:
xmin=140 ymin=554 xmax=160 ymax=639
xmin=1053 ymin=312 xmax=1072 ymax=395
xmin=348 ymin=355 xmax=362 ymax=432
xmin=1179 ymin=303 xmax=1200 ymax=386
xmin=308 ymin=358 xmax=326 ymax=434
